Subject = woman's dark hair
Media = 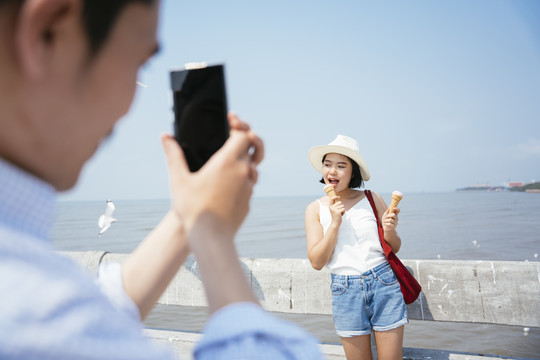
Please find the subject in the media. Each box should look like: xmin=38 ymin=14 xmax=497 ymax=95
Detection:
xmin=319 ymin=154 xmax=364 ymax=189
xmin=0 ymin=0 xmax=154 ymax=56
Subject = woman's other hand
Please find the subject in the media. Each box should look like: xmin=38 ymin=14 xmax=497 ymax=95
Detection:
xmin=382 ymin=207 xmax=400 ymax=232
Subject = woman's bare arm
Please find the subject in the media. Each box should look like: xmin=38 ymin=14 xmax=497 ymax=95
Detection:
xmin=305 ymin=199 xmax=342 ymax=270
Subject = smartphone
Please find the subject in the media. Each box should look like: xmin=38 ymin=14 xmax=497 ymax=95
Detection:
xmin=170 ymin=63 xmax=229 ymax=172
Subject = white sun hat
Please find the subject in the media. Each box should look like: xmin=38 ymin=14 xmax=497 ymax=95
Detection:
xmin=308 ymin=134 xmax=371 ymax=181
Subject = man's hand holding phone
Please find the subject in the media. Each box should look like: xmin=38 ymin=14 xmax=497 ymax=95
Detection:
xmin=162 ymin=113 xmax=263 ymax=239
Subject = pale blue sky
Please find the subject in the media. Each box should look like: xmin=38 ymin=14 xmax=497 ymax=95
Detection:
xmin=61 ymin=0 xmax=540 ymax=201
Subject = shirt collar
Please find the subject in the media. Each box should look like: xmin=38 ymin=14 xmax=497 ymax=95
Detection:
xmin=0 ymin=158 xmax=57 ymax=241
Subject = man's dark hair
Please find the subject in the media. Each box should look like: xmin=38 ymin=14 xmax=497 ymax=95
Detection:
xmin=319 ymin=154 xmax=364 ymax=189
xmin=0 ymin=0 xmax=154 ymax=56
xmin=82 ymin=0 xmax=154 ymax=55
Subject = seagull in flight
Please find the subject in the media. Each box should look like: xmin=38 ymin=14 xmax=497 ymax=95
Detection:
xmin=98 ymin=199 xmax=117 ymax=237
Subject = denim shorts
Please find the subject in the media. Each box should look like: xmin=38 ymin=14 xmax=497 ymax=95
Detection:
xmin=330 ymin=262 xmax=408 ymax=337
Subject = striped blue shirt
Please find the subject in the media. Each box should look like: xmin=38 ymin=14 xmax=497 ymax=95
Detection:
xmin=0 ymin=158 xmax=322 ymax=359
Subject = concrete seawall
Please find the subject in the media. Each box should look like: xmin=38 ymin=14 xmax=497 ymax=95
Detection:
xmin=60 ymin=251 xmax=540 ymax=359
xmin=61 ymin=251 xmax=540 ymax=327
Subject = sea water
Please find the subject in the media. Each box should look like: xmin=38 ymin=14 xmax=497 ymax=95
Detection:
xmin=52 ymin=191 xmax=540 ymax=357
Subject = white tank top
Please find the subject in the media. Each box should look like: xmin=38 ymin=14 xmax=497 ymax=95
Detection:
xmin=318 ymin=196 xmax=387 ymax=275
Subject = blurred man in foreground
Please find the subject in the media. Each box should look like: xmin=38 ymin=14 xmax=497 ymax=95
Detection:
xmin=0 ymin=0 xmax=322 ymax=358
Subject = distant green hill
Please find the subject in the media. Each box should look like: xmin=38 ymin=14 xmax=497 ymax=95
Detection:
xmin=509 ymin=182 xmax=540 ymax=192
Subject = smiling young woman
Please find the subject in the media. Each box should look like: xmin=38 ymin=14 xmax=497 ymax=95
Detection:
xmin=305 ymin=134 xmax=406 ymax=360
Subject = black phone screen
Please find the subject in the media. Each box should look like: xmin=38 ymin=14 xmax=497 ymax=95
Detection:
xmin=170 ymin=64 xmax=229 ymax=172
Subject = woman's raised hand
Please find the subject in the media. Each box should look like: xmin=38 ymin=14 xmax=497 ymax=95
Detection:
xmin=329 ymin=196 xmax=345 ymax=224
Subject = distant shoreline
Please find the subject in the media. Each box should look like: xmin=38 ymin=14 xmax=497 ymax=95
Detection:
xmin=456 ymin=181 xmax=540 ymax=192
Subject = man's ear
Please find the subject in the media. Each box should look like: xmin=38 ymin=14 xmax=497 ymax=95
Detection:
xmin=15 ymin=0 xmax=80 ymax=79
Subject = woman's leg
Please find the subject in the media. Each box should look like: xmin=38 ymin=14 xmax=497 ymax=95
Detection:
xmin=341 ymin=335 xmax=372 ymax=360
xmin=373 ymin=325 xmax=404 ymax=360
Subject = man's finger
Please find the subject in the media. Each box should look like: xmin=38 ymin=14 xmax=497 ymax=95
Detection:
xmin=249 ymin=163 xmax=259 ymax=184
xmin=161 ymin=134 xmax=189 ymax=178
xmin=228 ymin=112 xmax=250 ymax=131
xmin=247 ymin=130 xmax=264 ymax=165
xmin=222 ymin=130 xmax=253 ymax=160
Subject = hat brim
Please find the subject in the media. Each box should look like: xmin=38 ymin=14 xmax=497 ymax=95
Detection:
xmin=308 ymin=145 xmax=371 ymax=181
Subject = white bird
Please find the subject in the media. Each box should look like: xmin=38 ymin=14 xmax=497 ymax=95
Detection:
xmin=98 ymin=199 xmax=117 ymax=236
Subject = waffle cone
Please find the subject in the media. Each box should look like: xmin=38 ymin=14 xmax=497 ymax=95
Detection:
xmin=323 ymin=184 xmax=336 ymax=198
xmin=388 ymin=193 xmax=402 ymax=213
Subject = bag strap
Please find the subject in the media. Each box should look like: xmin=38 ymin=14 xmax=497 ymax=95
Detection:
xmin=364 ymin=190 xmax=393 ymax=258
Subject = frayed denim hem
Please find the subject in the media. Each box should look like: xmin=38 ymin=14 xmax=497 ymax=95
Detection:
xmin=336 ymin=329 xmax=372 ymax=337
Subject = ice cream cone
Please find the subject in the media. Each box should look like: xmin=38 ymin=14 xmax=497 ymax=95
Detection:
xmin=388 ymin=190 xmax=403 ymax=213
xmin=324 ymin=184 xmax=337 ymax=204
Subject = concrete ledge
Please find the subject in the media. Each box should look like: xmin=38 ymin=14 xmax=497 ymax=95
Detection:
xmin=144 ymin=329 xmax=200 ymax=360
xmin=401 ymin=347 xmax=538 ymax=360
xmin=144 ymin=328 xmax=347 ymax=360
xmin=144 ymin=328 xmax=536 ymax=360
